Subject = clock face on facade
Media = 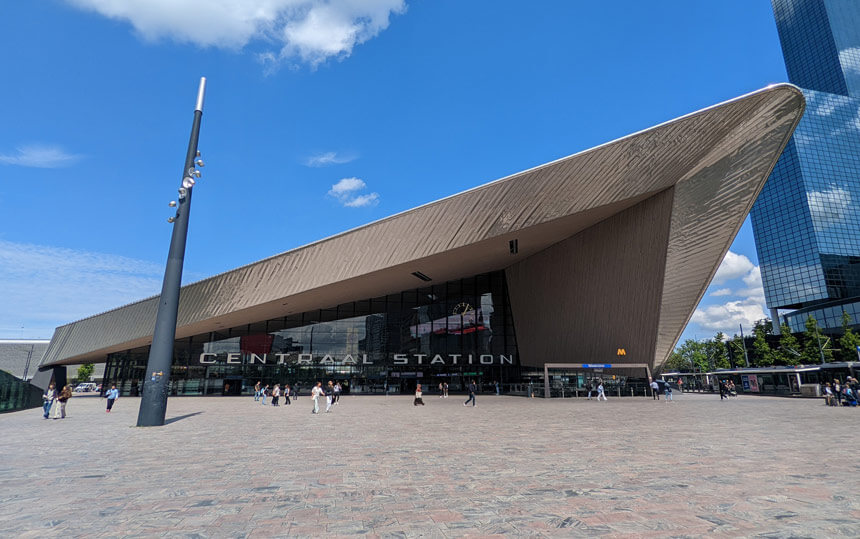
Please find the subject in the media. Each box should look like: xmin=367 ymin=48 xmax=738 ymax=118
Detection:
xmin=452 ymin=302 xmax=474 ymax=315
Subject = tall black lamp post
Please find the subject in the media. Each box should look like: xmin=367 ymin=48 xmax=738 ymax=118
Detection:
xmin=137 ymin=77 xmax=207 ymax=427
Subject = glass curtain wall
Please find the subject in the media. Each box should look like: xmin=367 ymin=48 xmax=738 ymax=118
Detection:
xmin=104 ymin=271 xmax=519 ymax=396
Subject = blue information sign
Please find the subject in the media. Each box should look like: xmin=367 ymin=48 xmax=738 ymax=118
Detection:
xmin=582 ymin=364 xmax=612 ymax=368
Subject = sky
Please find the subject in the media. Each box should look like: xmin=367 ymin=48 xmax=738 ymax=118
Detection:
xmin=0 ymin=0 xmax=788 ymax=344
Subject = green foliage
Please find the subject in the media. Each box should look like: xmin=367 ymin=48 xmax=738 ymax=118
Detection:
xmin=76 ymin=363 xmax=94 ymax=383
xmin=778 ymin=322 xmax=802 ymax=366
xmin=839 ymin=311 xmax=860 ymax=362
xmin=704 ymin=332 xmax=731 ymax=369
xmin=727 ymin=334 xmax=748 ymax=368
xmin=666 ymin=339 xmax=708 ymax=372
xmin=752 ymin=324 xmax=776 ymax=367
xmin=802 ymin=315 xmax=833 ymax=364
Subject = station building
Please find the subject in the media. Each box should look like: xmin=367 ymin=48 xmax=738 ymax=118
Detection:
xmin=36 ymin=85 xmax=804 ymax=396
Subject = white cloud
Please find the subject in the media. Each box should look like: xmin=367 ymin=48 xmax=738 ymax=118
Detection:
xmin=0 ymin=240 xmax=163 ymax=338
xmin=328 ymin=176 xmax=365 ymax=195
xmin=690 ymin=300 xmax=768 ymax=335
xmin=839 ymin=47 xmax=860 ymax=79
xmin=327 ymin=176 xmax=379 ymax=207
xmin=712 ymin=250 xmax=755 ymax=285
xmin=343 ymin=192 xmax=379 ymax=207
xmin=0 ymin=144 xmax=83 ymax=168
xmin=65 ymin=0 xmax=406 ymax=67
xmin=710 ymin=288 xmax=733 ymax=297
xmin=807 ymin=186 xmax=851 ymax=229
xmin=305 ymin=151 xmax=356 ymax=167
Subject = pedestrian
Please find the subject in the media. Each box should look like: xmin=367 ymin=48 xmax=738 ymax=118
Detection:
xmin=443 ymin=382 xmax=449 ymax=398
xmin=334 ymin=382 xmax=342 ymax=405
xmin=414 ymin=383 xmax=425 ymax=406
xmin=261 ymin=385 xmax=269 ymax=405
xmin=719 ymin=380 xmax=728 ymax=400
xmin=254 ymin=381 xmax=261 ymax=401
xmin=585 ymin=381 xmax=593 ymax=400
xmin=311 ymin=382 xmax=324 ymax=414
xmin=824 ymin=383 xmax=834 ymax=406
xmin=439 ymin=382 xmax=444 ymax=398
xmin=650 ymin=379 xmax=660 ymax=400
xmin=665 ymin=383 xmax=673 ymax=402
xmin=54 ymin=385 xmax=72 ymax=419
xmin=42 ymin=383 xmax=56 ymax=419
xmin=325 ymin=381 xmax=335 ymax=412
xmin=494 ymin=380 xmax=500 ymax=395
xmin=106 ymin=384 xmax=119 ymax=413
xmin=728 ymin=380 xmax=737 ymax=397
xmin=596 ymin=380 xmax=607 ymax=401
xmin=272 ymin=384 xmax=280 ymax=406
xmin=464 ymin=379 xmax=477 ymax=407
xmin=284 ymin=384 xmax=291 ymax=405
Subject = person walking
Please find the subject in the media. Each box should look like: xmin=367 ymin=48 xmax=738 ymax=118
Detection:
xmin=650 ymin=379 xmax=660 ymax=400
xmin=585 ymin=381 xmax=593 ymax=400
xmin=464 ymin=380 xmax=477 ymax=407
xmin=494 ymin=381 xmax=500 ymax=395
xmin=272 ymin=384 xmax=280 ymax=406
xmin=106 ymin=384 xmax=119 ymax=413
xmin=333 ymin=382 xmax=342 ymax=405
xmin=325 ymin=381 xmax=335 ymax=413
xmin=283 ymin=384 xmax=291 ymax=405
xmin=261 ymin=385 xmax=269 ymax=405
xmin=414 ymin=383 xmax=425 ymax=406
xmin=443 ymin=382 xmax=449 ymax=398
xmin=665 ymin=383 xmax=673 ymax=402
xmin=719 ymin=380 xmax=728 ymax=400
xmin=439 ymin=382 xmax=444 ymax=398
xmin=54 ymin=385 xmax=72 ymax=419
xmin=42 ymin=383 xmax=56 ymax=419
xmin=596 ymin=380 xmax=607 ymax=401
xmin=254 ymin=381 xmax=262 ymax=402
xmin=311 ymin=382 xmax=324 ymax=414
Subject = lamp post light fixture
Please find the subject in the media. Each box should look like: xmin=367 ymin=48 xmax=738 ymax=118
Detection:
xmin=137 ymin=77 xmax=207 ymax=427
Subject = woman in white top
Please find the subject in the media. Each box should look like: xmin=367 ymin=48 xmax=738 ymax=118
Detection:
xmin=414 ymin=384 xmax=425 ymax=406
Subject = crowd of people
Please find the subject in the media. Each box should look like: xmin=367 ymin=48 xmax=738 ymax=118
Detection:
xmin=254 ymin=380 xmax=344 ymax=413
xmin=822 ymin=377 xmax=858 ymax=406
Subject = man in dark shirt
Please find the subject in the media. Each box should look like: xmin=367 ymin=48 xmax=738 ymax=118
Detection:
xmin=464 ymin=380 xmax=477 ymax=407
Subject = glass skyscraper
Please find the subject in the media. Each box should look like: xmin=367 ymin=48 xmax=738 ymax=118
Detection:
xmin=751 ymin=0 xmax=860 ymax=333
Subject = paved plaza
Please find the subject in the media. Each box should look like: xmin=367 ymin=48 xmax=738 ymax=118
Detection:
xmin=2 ymin=391 xmax=859 ymax=537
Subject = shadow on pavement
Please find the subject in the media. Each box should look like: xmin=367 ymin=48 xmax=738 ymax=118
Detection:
xmin=164 ymin=411 xmax=204 ymax=425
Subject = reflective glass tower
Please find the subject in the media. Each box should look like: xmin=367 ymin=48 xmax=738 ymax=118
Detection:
xmin=751 ymin=0 xmax=860 ymax=333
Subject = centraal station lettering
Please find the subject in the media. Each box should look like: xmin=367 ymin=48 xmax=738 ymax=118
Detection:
xmin=199 ymin=353 xmax=515 ymax=366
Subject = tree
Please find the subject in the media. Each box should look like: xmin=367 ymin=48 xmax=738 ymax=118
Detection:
xmin=704 ymin=332 xmax=731 ymax=369
xmin=752 ymin=324 xmax=777 ymax=367
xmin=778 ymin=322 xmax=802 ymax=366
xmin=666 ymin=339 xmax=708 ymax=373
xmin=76 ymin=363 xmax=94 ymax=383
xmin=727 ymin=334 xmax=748 ymax=368
xmin=802 ymin=315 xmax=833 ymax=364
xmin=839 ymin=310 xmax=860 ymax=362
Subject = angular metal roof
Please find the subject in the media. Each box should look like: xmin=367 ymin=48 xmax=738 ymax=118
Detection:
xmin=39 ymin=84 xmax=804 ymax=369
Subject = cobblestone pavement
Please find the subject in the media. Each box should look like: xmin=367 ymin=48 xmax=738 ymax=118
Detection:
xmin=2 ymin=392 xmax=859 ymax=538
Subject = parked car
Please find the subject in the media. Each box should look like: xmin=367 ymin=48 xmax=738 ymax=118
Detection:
xmin=74 ymin=383 xmax=97 ymax=392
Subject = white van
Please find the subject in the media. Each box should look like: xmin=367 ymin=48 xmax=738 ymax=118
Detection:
xmin=74 ymin=383 xmax=97 ymax=392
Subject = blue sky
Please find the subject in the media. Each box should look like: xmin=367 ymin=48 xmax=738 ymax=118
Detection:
xmin=0 ymin=0 xmax=786 ymax=343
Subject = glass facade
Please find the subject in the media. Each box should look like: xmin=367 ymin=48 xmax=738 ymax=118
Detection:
xmin=103 ymin=271 xmax=520 ymax=396
xmin=751 ymin=1 xmax=860 ymax=323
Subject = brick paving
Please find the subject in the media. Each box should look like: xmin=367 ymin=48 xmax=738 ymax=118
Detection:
xmin=1 ymin=391 xmax=859 ymax=537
